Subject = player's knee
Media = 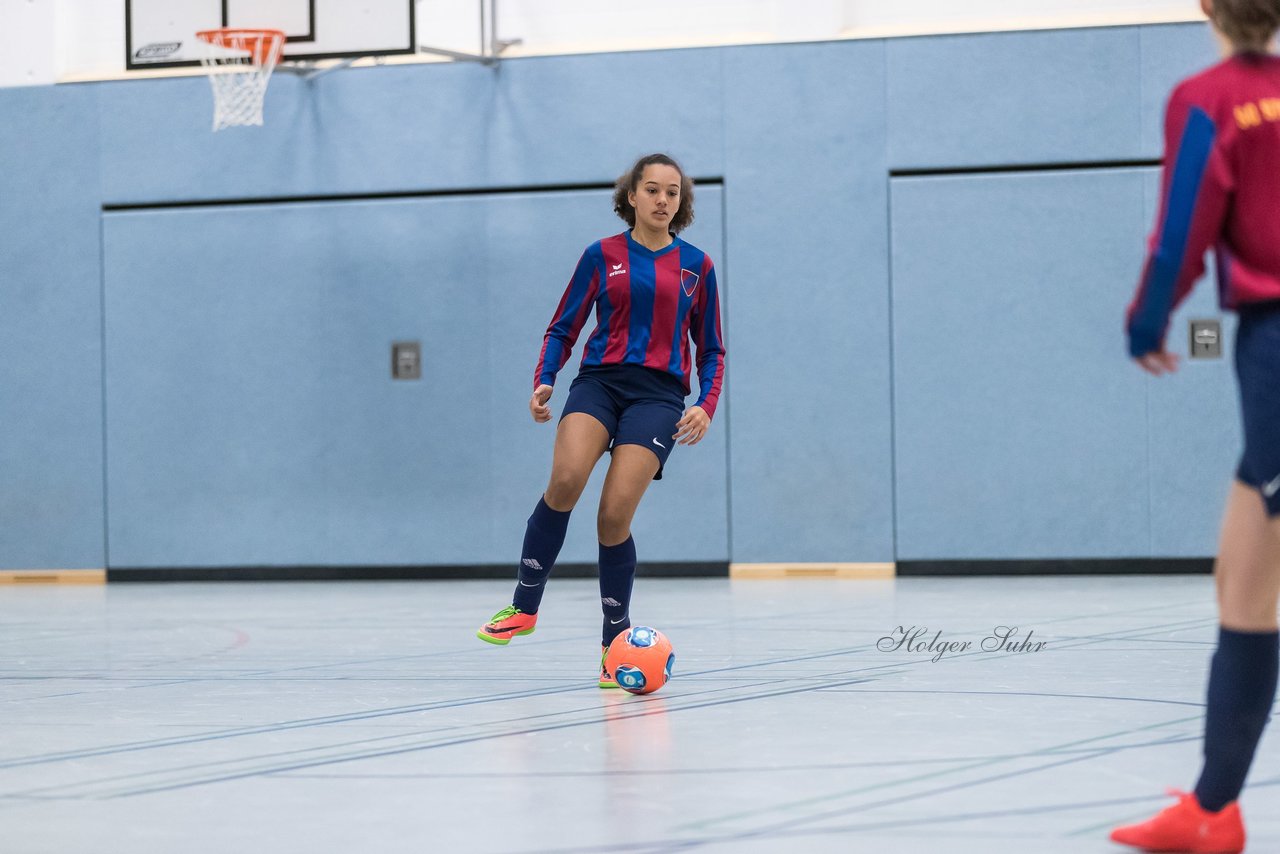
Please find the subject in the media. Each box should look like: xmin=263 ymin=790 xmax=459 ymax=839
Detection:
xmin=545 ymin=472 xmax=586 ymax=509
xmin=596 ymin=506 xmax=631 ymax=544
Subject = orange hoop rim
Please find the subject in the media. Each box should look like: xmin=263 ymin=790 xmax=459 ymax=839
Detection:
xmin=196 ymin=28 xmax=287 ymax=64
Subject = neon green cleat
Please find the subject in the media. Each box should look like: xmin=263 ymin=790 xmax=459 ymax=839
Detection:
xmin=598 ymin=645 xmax=619 ymax=688
xmin=477 ymin=605 xmax=537 ymax=645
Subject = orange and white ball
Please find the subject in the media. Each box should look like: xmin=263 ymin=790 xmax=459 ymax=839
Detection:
xmin=605 ymin=626 xmax=674 ymax=695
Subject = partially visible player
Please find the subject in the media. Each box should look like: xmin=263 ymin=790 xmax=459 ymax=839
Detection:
xmin=1112 ymin=2 xmax=1280 ymax=852
xmin=475 ymin=153 xmax=725 ymax=688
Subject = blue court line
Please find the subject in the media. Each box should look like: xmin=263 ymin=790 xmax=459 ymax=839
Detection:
xmin=9 ymin=677 xmax=1208 ymax=803
xmin=521 ymin=793 xmax=1201 ymax=854
xmin=0 ymin=610 xmax=1215 ymax=770
xmin=5 ymin=672 xmax=869 ymax=794
xmin=670 ymin=710 xmax=1203 ymax=834
xmin=0 ymin=595 xmax=1222 ymax=790
xmin=0 ymin=636 xmax=892 ymax=768
xmin=1068 ymin=775 xmax=1280 ymax=836
xmin=13 ymin=676 xmax=882 ymax=800
xmin=0 ymin=679 xmax=598 ymax=769
xmin=542 ymin=744 xmax=1196 ymax=854
xmin=820 ymin=687 xmax=1203 ymax=709
xmin=276 ymin=733 xmax=1201 ymax=784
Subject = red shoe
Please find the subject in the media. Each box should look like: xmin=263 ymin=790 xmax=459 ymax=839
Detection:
xmin=476 ymin=605 xmax=537 ymax=645
xmin=1110 ymin=790 xmax=1245 ymax=853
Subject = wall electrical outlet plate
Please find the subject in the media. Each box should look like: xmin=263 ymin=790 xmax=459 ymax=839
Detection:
xmin=1188 ymin=320 xmax=1222 ymax=360
xmin=392 ymin=341 xmax=421 ymax=379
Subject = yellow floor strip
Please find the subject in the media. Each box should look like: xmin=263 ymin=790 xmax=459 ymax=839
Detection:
xmin=0 ymin=570 xmax=106 ymax=585
xmin=729 ymin=562 xmax=895 ymax=580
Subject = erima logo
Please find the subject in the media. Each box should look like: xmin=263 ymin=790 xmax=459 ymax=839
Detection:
xmin=601 ymin=597 xmax=621 ymax=607
xmin=135 ymin=42 xmax=182 ymax=60
xmin=522 ymin=558 xmax=543 ymax=571
xmin=609 ymin=263 xmax=627 ymax=278
xmin=1264 ymin=474 xmax=1280 ymax=498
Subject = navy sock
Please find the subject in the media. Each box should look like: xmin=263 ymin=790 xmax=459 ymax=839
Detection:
xmin=1194 ymin=626 xmax=1279 ymax=811
xmin=599 ymin=536 xmax=637 ymax=647
xmin=510 ymin=497 xmax=572 ymax=615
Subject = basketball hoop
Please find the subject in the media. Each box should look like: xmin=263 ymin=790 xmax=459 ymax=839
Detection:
xmin=196 ymin=29 xmax=286 ymax=131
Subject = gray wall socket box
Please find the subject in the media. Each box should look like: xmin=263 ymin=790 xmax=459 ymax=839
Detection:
xmin=1189 ymin=320 xmax=1222 ymax=359
xmin=392 ymin=341 xmax=421 ymax=379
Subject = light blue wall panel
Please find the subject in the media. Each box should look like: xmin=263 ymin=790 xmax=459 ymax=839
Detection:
xmin=1140 ymin=23 xmax=1220 ymax=156
xmin=887 ymin=28 xmax=1143 ymax=169
xmin=103 ymin=189 xmax=726 ymax=567
xmin=6 ymin=23 xmax=1244 ymax=571
xmin=96 ymin=50 xmax=724 ymax=206
xmin=891 ymin=169 xmax=1151 ymax=559
xmin=104 ymin=198 xmax=488 ymax=566
xmin=723 ymin=42 xmax=894 ymax=562
xmin=96 ymin=66 xmax=492 ymax=205
xmin=1140 ymin=170 xmax=1240 ymax=555
xmin=484 ymin=189 xmax=728 ymax=566
xmin=0 ymin=86 xmax=105 ymax=569
xmin=482 ymin=51 xmax=724 ymax=188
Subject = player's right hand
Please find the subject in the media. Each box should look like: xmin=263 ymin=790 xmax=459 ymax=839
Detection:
xmin=530 ymin=384 xmax=554 ymax=422
xmin=1135 ymin=350 xmax=1179 ymax=376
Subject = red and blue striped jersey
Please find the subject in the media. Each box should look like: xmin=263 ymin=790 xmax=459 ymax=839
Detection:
xmin=535 ymin=231 xmax=726 ymax=419
xmin=1128 ymin=53 xmax=1280 ymax=357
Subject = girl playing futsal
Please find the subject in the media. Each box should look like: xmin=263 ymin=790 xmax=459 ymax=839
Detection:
xmin=1113 ymin=1 xmax=1280 ymax=851
xmin=476 ymin=153 xmax=725 ymax=688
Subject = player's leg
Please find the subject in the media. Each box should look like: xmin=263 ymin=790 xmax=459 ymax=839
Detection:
xmin=1194 ymin=483 xmax=1280 ymax=810
xmin=478 ymin=412 xmax=611 ymax=645
xmin=1195 ymin=309 xmax=1280 ymax=816
xmin=594 ymin=443 xmax=660 ymax=685
xmin=1111 ymin=485 xmax=1277 ymax=853
xmin=595 ymin=389 xmax=680 ymax=683
xmin=517 ymin=412 xmax=612 ymax=607
xmin=1113 ymin=309 xmax=1280 ymax=853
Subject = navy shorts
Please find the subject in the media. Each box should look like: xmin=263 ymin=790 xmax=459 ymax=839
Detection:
xmin=1235 ymin=301 xmax=1280 ymax=517
xmin=561 ymin=364 xmax=686 ymax=480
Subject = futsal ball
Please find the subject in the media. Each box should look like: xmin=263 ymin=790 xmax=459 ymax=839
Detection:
xmin=605 ymin=626 xmax=674 ymax=695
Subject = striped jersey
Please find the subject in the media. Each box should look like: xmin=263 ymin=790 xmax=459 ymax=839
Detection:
xmin=535 ymin=231 xmax=726 ymax=419
xmin=1128 ymin=53 xmax=1280 ymax=357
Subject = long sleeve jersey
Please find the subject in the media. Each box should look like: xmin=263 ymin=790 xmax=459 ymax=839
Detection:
xmin=534 ymin=231 xmax=726 ymax=419
xmin=1128 ymin=53 xmax=1280 ymax=358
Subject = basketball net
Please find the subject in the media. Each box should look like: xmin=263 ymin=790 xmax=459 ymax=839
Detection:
xmin=196 ymin=29 xmax=286 ymax=131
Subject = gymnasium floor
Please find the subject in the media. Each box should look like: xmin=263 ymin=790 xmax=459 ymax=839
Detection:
xmin=2 ymin=576 xmax=1276 ymax=853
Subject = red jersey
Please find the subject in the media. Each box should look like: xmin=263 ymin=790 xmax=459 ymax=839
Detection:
xmin=1128 ymin=53 xmax=1280 ymax=357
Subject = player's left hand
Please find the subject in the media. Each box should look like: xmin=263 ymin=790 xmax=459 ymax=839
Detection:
xmin=674 ymin=405 xmax=710 ymax=446
xmin=1135 ymin=350 xmax=1180 ymax=376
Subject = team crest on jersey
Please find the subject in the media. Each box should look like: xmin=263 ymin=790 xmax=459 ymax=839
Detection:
xmin=680 ymin=268 xmax=700 ymax=297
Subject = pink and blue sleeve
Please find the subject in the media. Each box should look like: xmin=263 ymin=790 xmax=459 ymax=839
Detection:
xmin=535 ymin=247 xmax=600 ymax=389
xmin=691 ymin=256 xmax=725 ymax=419
xmin=1127 ymin=90 xmax=1231 ymax=358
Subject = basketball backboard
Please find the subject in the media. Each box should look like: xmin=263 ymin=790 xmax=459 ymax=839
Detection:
xmin=125 ymin=0 xmax=416 ymax=70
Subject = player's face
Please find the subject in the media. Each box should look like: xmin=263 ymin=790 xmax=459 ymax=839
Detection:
xmin=628 ymin=164 xmax=682 ymax=233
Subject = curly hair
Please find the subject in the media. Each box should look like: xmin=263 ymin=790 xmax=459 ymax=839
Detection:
xmin=1211 ymin=0 xmax=1280 ymax=49
xmin=612 ymin=153 xmax=695 ymax=234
